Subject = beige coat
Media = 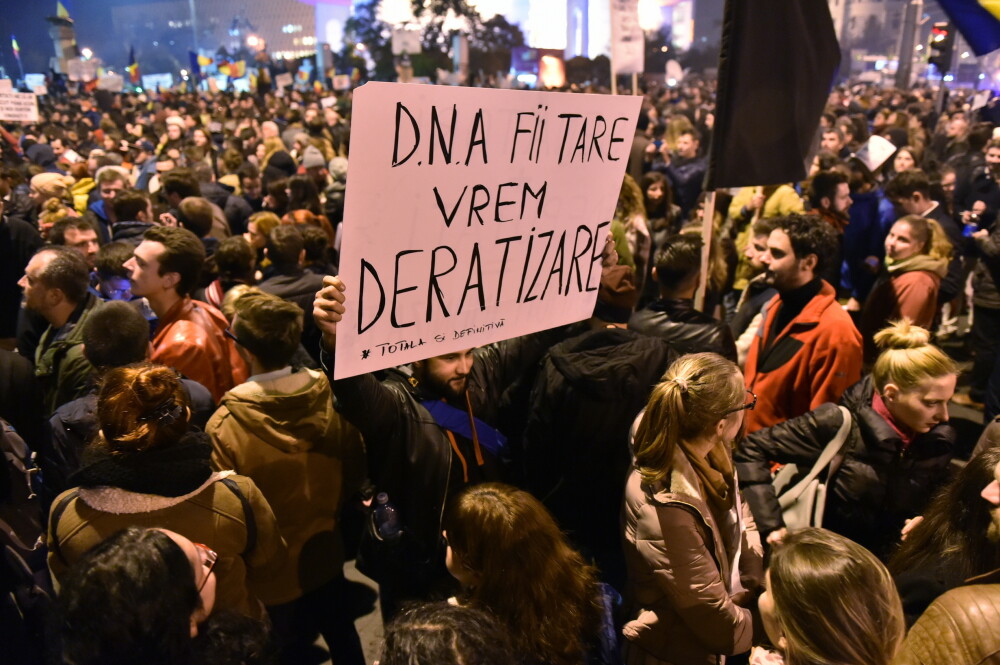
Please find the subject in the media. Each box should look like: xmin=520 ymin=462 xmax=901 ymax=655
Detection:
xmin=621 ymin=446 xmax=763 ymax=665
xmin=894 ymin=582 xmax=1000 ymax=665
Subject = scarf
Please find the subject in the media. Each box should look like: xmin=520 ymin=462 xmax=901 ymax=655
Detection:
xmin=681 ymin=439 xmax=735 ymax=517
xmin=70 ymin=430 xmax=214 ymax=497
xmin=886 ymin=252 xmax=948 ymax=278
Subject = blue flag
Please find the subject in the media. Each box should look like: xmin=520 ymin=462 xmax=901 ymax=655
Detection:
xmin=188 ymin=51 xmax=201 ymax=78
xmin=936 ymin=0 xmax=1000 ymax=56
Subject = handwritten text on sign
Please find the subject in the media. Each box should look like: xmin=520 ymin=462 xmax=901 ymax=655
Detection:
xmin=0 ymin=92 xmax=39 ymax=123
xmin=334 ymin=82 xmax=640 ymax=378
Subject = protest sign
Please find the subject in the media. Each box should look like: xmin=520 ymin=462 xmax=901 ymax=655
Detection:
xmin=333 ymin=74 xmax=352 ymax=91
xmin=0 ymin=79 xmax=11 ymax=92
xmin=97 ymin=74 xmax=124 ymax=92
xmin=33 ymin=85 xmax=48 ymax=96
xmin=334 ymin=82 xmax=641 ymax=378
xmin=141 ymin=72 xmax=174 ymax=90
xmin=321 ymin=95 xmax=337 ymax=108
xmin=275 ymin=72 xmax=293 ymax=89
xmin=610 ymin=0 xmax=644 ymax=74
xmin=0 ymin=92 xmax=39 ymax=122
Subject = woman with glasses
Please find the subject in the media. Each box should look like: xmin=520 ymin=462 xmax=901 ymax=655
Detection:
xmin=621 ymin=352 xmax=763 ymax=665
xmin=736 ymin=319 xmax=958 ymax=559
xmin=46 ymin=363 xmax=287 ymax=621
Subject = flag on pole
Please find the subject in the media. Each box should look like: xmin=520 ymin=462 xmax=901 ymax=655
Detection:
xmin=705 ymin=0 xmax=841 ymax=189
xmin=127 ymin=46 xmax=140 ymax=84
xmin=11 ymin=36 xmax=20 ymax=62
xmin=232 ymin=60 xmax=246 ymax=78
xmin=188 ymin=51 xmax=201 ymax=78
xmin=936 ymin=0 xmax=1000 ymax=56
xmin=197 ymin=54 xmax=212 ymax=67
xmin=56 ymin=0 xmax=71 ymax=19
xmin=218 ymin=61 xmax=231 ymax=77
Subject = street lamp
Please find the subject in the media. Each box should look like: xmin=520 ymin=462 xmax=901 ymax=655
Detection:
xmin=246 ymin=34 xmax=261 ymax=48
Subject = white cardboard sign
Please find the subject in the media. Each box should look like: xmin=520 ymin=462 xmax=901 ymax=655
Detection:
xmin=610 ymin=0 xmax=644 ymax=74
xmin=275 ymin=72 xmax=293 ymax=89
xmin=334 ymin=82 xmax=641 ymax=378
xmin=0 ymin=92 xmax=39 ymax=122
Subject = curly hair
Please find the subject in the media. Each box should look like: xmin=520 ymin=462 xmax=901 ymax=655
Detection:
xmin=444 ymin=483 xmax=602 ymax=665
xmin=96 ymin=363 xmax=190 ymax=454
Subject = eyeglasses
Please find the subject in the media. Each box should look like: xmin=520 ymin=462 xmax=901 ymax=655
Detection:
xmin=193 ymin=542 xmax=217 ymax=592
xmin=723 ymin=390 xmax=757 ymax=416
xmin=224 ymin=327 xmax=243 ymax=347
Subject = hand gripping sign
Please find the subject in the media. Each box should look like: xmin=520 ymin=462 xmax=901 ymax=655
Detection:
xmin=334 ymin=82 xmax=641 ymax=379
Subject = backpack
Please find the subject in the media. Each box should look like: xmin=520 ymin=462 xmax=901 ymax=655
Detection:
xmin=0 ymin=419 xmax=54 ymax=665
xmin=772 ymin=406 xmax=852 ymax=530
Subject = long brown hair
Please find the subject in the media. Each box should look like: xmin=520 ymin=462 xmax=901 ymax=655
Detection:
xmin=444 ymin=483 xmax=602 ymax=665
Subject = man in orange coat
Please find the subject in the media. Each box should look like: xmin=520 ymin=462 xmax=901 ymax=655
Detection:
xmin=744 ymin=214 xmax=862 ymax=433
xmin=124 ymin=225 xmax=247 ymax=401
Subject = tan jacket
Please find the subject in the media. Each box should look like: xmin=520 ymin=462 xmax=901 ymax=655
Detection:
xmin=207 ymin=367 xmax=365 ymax=605
xmin=894 ymin=582 xmax=1000 ymax=665
xmin=47 ymin=472 xmax=287 ymax=620
xmin=621 ymin=447 xmax=763 ymax=665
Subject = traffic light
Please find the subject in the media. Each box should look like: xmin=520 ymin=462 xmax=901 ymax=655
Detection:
xmin=929 ymin=22 xmax=955 ymax=73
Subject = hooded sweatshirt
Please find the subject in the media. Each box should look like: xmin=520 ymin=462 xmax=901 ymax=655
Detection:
xmin=206 ymin=367 xmax=364 ymax=605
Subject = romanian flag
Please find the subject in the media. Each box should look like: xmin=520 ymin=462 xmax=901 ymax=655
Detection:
xmin=232 ymin=60 xmax=246 ymax=78
xmin=296 ymin=69 xmax=310 ymax=82
xmin=56 ymin=0 xmax=70 ymax=19
xmin=936 ymin=0 xmax=1000 ymax=55
xmin=127 ymin=46 xmax=140 ymax=84
xmin=188 ymin=51 xmax=201 ymax=78
xmin=218 ymin=61 xmax=231 ymax=77
xmin=197 ymin=54 xmax=212 ymax=67
xmin=11 ymin=36 xmax=19 ymax=62
xmin=314 ymin=80 xmax=323 ymax=93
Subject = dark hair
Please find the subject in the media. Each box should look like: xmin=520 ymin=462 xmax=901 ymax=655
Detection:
xmin=49 ymin=217 xmax=98 ymax=247
xmin=265 ymin=178 xmax=289 ymax=217
xmin=639 ymin=171 xmax=673 ymax=222
xmin=160 ymin=168 xmax=200 ymax=200
xmin=112 ymin=189 xmax=151 ymax=221
xmin=177 ymin=197 xmax=215 ymax=238
xmin=380 ymin=602 xmax=516 ymax=665
xmin=286 ymin=175 xmax=323 ymax=216
xmin=266 ymin=224 xmax=304 ymax=270
xmin=890 ymin=446 xmax=1000 ymax=581
xmin=143 ymin=226 xmax=206 ymax=296
xmin=95 ymin=241 xmax=135 ymax=280
xmin=232 ymin=291 xmax=302 ymax=370
xmin=34 ymin=246 xmax=90 ymax=304
xmin=772 ymin=214 xmax=839 ymax=275
xmin=191 ymin=161 xmax=214 ymax=183
xmin=808 ymin=170 xmax=849 ymax=209
xmin=83 ymin=301 xmax=150 ymax=368
xmin=654 ymin=233 xmax=702 ymax=290
xmin=299 ymin=224 xmax=330 ymax=264
xmin=237 ymin=162 xmax=260 ymax=182
xmin=56 ymin=527 xmax=201 ymax=665
xmin=215 ymin=236 xmax=255 ymax=282
xmin=751 ymin=216 xmax=778 ymax=238
xmin=191 ymin=612 xmax=277 ymax=665
xmin=884 ymin=169 xmax=931 ymax=201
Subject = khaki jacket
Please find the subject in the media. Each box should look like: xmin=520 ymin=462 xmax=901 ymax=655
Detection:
xmin=207 ymin=367 xmax=365 ymax=605
xmin=622 ymin=447 xmax=763 ymax=665
xmin=47 ymin=472 xmax=287 ymax=620
xmin=894 ymin=581 xmax=1000 ymax=665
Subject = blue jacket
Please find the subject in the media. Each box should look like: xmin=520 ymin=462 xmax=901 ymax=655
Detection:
xmin=841 ymin=188 xmax=894 ymax=301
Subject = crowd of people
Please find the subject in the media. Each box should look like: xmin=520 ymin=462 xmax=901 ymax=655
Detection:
xmin=3 ymin=75 xmax=1000 ymax=665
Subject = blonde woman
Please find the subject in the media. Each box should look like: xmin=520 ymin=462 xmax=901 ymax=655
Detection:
xmin=622 ymin=352 xmax=763 ymax=665
xmin=859 ymin=215 xmax=952 ymax=361
xmin=754 ymin=528 xmax=904 ymax=665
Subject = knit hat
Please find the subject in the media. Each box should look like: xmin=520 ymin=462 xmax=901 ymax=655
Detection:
xmin=328 ymin=157 xmax=348 ymax=180
xmin=301 ymin=145 xmax=326 ymax=170
xmin=26 ymin=143 xmax=57 ymax=167
xmin=593 ymin=265 xmax=639 ymax=323
xmin=30 ymin=173 xmax=74 ymax=199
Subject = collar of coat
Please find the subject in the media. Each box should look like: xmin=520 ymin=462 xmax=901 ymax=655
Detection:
xmin=79 ymin=469 xmax=235 ymax=514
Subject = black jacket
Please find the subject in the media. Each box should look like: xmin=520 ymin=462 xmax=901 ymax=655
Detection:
xmin=328 ymin=328 xmax=563 ymax=575
xmin=735 ymin=375 xmax=955 ymax=557
xmin=628 ymin=297 xmax=737 ymax=361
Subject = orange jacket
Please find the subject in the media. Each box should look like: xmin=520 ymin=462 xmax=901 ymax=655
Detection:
xmin=151 ymin=298 xmax=248 ymax=402
xmin=744 ymin=281 xmax=861 ymax=433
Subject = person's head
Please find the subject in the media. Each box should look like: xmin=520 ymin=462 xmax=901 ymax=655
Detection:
xmin=760 ymin=528 xmax=904 ymax=665
xmin=29 ymin=172 xmax=73 ymax=205
xmin=229 ymin=291 xmax=302 ymax=372
xmin=238 ymin=163 xmax=262 ymax=201
xmin=177 ymin=197 xmax=215 ymax=238
xmin=83 ymin=300 xmax=150 ymax=369
xmin=380 ymin=602 xmax=516 ymax=665
xmin=640 ymin=171 xmax=672 ymax=215
xmin=97 ymin=363 xmax=190 ymax=453
xmin=884 ymin=215 xmax=952 ymax=263
xmin=214 ymin=235 xmax=256 ymax=283
xmin=18 ymin=246 xmax=90 ymax=318
xmin=820 ymin=127 xmax=845 ymax=153
xmin=892 ymin=146 xmax=919 ymax=173
xmin=285 ymin=174 xmax=322 ymax=215
xmin=745 ymin=217 xmax=778 ymax=274
xmin=808 ymin=170 xmax=851 ymax=218
xmin=762 ymin=214 xmax=837 ymax=291
xmin=985 ymin=139 xmax=1000 ymax=177
xmin=871 ymin=320 xmax=958 ymax=434
xmin=38 ymin=197 xmax=73 ymax=239
xmin=891 ymin=446 xmax=1000 ymax=580
xmin=125 ymin=226 xmax=205 ymax=299
xmin=413 ymin=349 xmax=475 ymax=401
xmin=111 ymin=189 xmax=153 ymax=223
xmin=260 ymin=120 xmax=279 ymax=140
xmin=57 ymin=526 xmax=215 ymax=665
xmin=946 ymin=113 xmax=969 ymax=139
xmin=299 ymin=223 xmax=330 ymax=265
xmin=884 ymin=169 xmax=933 ymax=216
xmin=634 ymin=353 xmax=748 ymax=484
xmin=246 ymin=211 xmax=281 ymax=251
xmin=675 ymin=129 xmax=700 ymax=159
xmin=265 ymin=224 xmax=305 ymax=272
xmin=652 ymin=233 xmax=702 ymax=297
xmin=50 ymin=218 xmax=101 ymax=269
xmin=938 ymin=165 xmax=957 ymax=202
xmin=160 ymin=169 xmax=200 ymax=206
xmin=95 ymin=241 xmax=136 ymax=300
xmin=443 ymin=483 xmax=600 ymax=665
xmin=95 ymin=167 xmax=128 ymax=206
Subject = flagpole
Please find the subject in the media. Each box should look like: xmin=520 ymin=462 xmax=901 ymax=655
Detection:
xmin=609 ymin=0 xmax=617 ymax=94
